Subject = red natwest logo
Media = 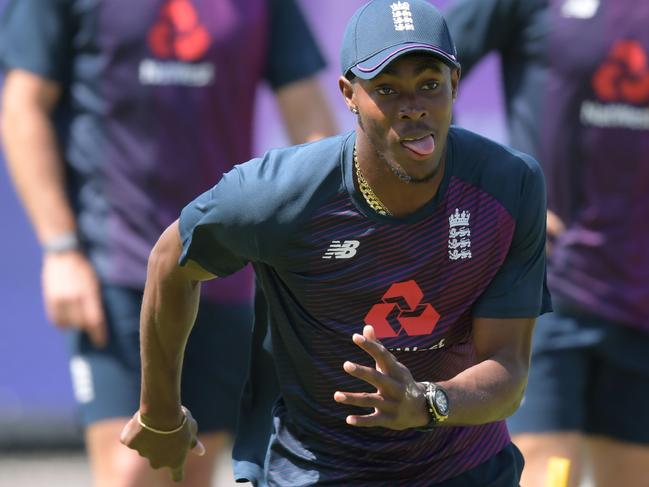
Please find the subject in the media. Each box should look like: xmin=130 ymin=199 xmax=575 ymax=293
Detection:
xmin=592 ymin=40 xmax=649 ymax=104
xmin=148 ymin=0 xmax=211 ymax=61
xmin=364 ymin=280 xmax=440 ymax=339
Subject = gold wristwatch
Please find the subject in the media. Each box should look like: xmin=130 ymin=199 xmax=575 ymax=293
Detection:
xmin=416 ymin=382 xmax=449 ymax=431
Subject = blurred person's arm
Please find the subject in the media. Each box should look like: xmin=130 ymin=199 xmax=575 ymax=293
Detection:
xmin=1 ymin=71 xmax=70 ymax=250
xmin=0 ymin=70 xmax=106 ymax=346
xmin=276 ymin=76 xmax=337 ymax=144
xmin=445 ymin=0 xmax=540 ymax=76
xmin=267 ymin=0 xmax=337 ymax=144
xmin=545 ymin=209 xmax=565 ymax=255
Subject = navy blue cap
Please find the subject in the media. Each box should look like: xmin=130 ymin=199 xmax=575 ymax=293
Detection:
xmin=341 ymin=0 xmax=460 ymax=80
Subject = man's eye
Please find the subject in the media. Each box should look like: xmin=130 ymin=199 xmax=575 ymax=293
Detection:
xmin=422 ymin=81 xmax=440 ymax=91
xmin=376 ymin=86 xmax=396 ymax=95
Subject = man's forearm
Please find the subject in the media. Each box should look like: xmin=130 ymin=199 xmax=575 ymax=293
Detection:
xmin=0 ymin=71 xmax=76 ymax=244
xmin=430 ymin=316 xmax=535 ymax=427
xmin=436 ymin=355 xmax=529 ymax=426
xmin=276 ymin=77 xmax=337 ymax=144
xmin=138 ymin=223 xmax=203 ymax=429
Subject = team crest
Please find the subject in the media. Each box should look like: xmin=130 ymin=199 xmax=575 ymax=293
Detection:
xmin=391 ymin=2 xmax=414 ymax=31
xmin=448 ymin=208 xmax=472 ymax=261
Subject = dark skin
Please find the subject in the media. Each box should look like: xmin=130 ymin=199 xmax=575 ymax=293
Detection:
xmin=121 ymin=54 xmax=537 ymax=479
xmin=339 ymin=53 xmax=460 ymax=217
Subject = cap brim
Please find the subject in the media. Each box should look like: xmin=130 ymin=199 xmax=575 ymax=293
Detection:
xmin=349 ymin=43 xmax=460 ymax=80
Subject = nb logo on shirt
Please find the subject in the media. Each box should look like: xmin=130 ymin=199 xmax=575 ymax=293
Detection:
xmin=322 ymin=240 xmax=360 ymax=259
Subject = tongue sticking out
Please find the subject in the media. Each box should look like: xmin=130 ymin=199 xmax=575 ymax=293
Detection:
xmin=401 ymin=135 xmax=435 ymax=156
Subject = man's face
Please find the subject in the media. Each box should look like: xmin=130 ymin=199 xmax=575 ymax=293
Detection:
xmin=345 ymin=54 xmax=459 ymax=182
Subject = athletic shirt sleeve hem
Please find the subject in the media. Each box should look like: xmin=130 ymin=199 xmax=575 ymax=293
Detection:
xmin=264 ymin=0 xmax=326 ymax=89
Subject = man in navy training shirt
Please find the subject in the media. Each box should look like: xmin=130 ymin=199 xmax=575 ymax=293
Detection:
xmin=121 ymin=1 xmax=551 ymax=485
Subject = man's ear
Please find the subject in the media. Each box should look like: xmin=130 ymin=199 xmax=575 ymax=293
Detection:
xmin=339 ymin=75 xmax=357 ymax=113
xmin=451 ymin=67 xmax=461 ymax=101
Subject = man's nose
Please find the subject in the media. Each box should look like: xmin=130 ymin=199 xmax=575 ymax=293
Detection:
xmin=399 ymin=98 xmax=428 ymax=120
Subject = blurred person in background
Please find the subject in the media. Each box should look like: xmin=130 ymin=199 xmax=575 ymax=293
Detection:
xmin=446 ymin=0 xmax=649 ymax=485
xmin=0 ymin=0 xmax=335 ymax=485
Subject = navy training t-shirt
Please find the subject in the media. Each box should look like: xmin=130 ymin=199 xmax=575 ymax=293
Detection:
xmin=180 ymin=127 xmax=551 ymax=485
xmin=0 ymin=0 xmax=326 ymax=303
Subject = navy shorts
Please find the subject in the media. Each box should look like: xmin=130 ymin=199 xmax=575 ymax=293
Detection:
xmin=508 ymin=305 xmax=649 ymax=444
xmin=241 ymin=441 xmax=523 ymax=486
xmin=67 ymin=284 xmax=253 ymax=433
xmin=435 ymin=443 xmax=524 ymax=487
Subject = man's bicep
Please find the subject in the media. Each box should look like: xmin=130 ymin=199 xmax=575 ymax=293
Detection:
xmin=472 ymin=316 xmax=535 ymax=365
xmin=178 ymin=175 xmax=256 ymax=277
xmin=152 ymin=221 xmax=216 ymax=283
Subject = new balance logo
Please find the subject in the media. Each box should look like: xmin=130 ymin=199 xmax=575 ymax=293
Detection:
xmin=322 ymin=240 xmax=360 ymax=259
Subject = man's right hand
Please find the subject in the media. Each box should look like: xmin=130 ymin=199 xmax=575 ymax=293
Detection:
xmin=120 ymin=406 xmax=205 ymax=482
xmin=42 ymin=250 xmax=107 ymax=347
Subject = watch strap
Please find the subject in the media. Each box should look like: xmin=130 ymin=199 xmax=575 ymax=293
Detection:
xmin=415 ymin=381 xmax=449 ymax=431
xmin=43 ymin=232 xmax=81 ymax=254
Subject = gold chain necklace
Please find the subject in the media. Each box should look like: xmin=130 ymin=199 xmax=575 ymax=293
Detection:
xmin=353 ymin=146 xmax=392 ymax=216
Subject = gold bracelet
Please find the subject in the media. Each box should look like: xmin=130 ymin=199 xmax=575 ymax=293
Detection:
xmin=137 ymin=410 xmax=187 ymax=435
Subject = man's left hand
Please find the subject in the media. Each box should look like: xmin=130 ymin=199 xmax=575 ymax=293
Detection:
xmin=334 ymin=325 xmax=430 ymax=430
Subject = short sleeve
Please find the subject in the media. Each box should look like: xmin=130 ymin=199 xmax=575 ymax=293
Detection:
xmin=264 ymin=0 xmax=326 ymax=89
xmin=445 ymin=0 xmax=520 ymax=75
xmin=473 ymin=160 xmax=552 ymax=317
xmin=179 ymin=168 xmax=258 ymax=277
xmin=0 ymin=0 xmax=72 ymax=82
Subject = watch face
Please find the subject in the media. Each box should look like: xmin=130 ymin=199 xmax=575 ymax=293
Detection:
xmin=434 ymin=389 xmax=449 ymax=415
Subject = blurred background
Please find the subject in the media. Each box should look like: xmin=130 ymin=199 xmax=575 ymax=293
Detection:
xmin=0 ymin=0 xmax=504 ymax=484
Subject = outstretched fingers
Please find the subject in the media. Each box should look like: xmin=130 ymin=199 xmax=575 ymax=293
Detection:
xmin=345 ymin=410 xmax=395 ymax=428
xmin=340 ymin=360 xmax=403 ymax=397
xmin=352 ymin=325 xmax=403 ymax=377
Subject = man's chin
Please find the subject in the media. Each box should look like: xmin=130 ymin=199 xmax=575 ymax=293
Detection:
xmin=393 ymin=159 xmax=442 ymax=184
